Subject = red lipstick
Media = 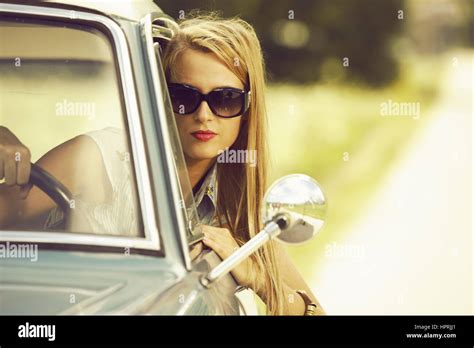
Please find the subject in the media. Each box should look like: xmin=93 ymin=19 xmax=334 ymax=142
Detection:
xmin=191 ymin=130 xmax=217 ymax=142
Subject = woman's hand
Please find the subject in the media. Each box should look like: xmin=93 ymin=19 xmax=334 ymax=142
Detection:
xmin=0 ymin=126 xmax=32 ymax=198
xmin=189 ymin=241 xmax=204 ymax=261
xmin=201 ymin=225 xmax=259 ymax=290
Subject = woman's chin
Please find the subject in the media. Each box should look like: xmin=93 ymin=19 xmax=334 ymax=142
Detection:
xmin=185 ymin=148 xmax=219 ymax=162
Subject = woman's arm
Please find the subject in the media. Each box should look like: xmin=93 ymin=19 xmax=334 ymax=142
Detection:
xmin=200 ymin=225 xmax=326 ymax=315
xmin=271 ymin=242 xmax=326 ymax=315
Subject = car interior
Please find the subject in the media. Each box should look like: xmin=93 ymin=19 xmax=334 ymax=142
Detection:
xmin=0 ymin=16 xmax=144 ymax=237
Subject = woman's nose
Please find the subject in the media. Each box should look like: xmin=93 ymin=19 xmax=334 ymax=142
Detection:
xmin=193 ymin=100 xmax=215 ymax=122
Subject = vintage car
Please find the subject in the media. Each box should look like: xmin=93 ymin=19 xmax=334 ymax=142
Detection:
xmin=0 ymin=0 xmax=327 ymax=315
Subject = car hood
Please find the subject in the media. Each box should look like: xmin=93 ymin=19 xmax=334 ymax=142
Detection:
xmin=0 ymin=250 xmax=180 ymax=315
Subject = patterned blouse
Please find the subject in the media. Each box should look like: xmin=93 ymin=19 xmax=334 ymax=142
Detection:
xmin=192 ymin=162 xmax=219 ymax=227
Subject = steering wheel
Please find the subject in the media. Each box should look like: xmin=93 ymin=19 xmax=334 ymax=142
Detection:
xmin=29 ymin=163 xmax=73 ymax=229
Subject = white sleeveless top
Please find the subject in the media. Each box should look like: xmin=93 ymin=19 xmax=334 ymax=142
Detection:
xmin=44 ymin=127 xmax=141 ymax=237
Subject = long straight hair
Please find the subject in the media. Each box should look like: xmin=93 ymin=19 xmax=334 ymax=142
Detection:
xmin=162 ymin=11 xmax=285 ymax=315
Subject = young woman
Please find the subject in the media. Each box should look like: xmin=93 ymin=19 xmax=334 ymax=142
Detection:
xmin=0 ymin=13 xmax=324 ymax=315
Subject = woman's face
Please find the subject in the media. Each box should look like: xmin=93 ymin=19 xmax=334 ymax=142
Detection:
xmin=170 ymin=49 xmax=244 ymax=163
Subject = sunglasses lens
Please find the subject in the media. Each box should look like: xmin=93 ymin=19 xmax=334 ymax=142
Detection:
xmin=209 ymin=89 xmax=245 ymax=117
xmin=168 ymin=85 xmax=200 ymax=115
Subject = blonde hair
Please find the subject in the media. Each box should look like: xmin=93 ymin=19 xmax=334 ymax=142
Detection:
xmin=162 ymin=11 xmax=285 ymax=315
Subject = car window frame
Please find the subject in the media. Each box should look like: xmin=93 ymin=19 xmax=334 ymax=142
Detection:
xmin=0 ymin=3 xmax=162 ymax=256
xmin=138 ymin=12 xmax=196 ymax=269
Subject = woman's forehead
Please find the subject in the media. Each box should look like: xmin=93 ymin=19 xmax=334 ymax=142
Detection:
xmin=171 ymin=49 xmax=244 ymax=92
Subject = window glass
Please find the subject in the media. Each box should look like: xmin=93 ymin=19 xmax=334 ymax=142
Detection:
xmin=0 ymin=17 xmax=145 ymax=238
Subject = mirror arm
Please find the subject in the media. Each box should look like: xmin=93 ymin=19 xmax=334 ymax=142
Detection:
xmin=200 ymin=214 xmax=289 ymax=288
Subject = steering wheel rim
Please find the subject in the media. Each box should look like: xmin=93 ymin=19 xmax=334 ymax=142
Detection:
xmin=29 ymin=163 xmax=73 ymax=227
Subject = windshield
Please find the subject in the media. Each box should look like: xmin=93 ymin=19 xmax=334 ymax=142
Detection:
xmin=151 ymin=27 xmax=204 ymax=245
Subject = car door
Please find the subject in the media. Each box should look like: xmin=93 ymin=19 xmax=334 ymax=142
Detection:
xmin=0 ymin=1 xmax=189 ymax=314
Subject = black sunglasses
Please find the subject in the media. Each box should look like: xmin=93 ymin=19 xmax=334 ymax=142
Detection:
xmin=167 ymin=83 xmax=251 ymax=118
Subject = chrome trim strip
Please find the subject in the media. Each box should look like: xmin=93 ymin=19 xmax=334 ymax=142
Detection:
xmin=60 ymin=282 xmax=126 ymax=314
xmin=0 ymin=3 xmax=160 ymax=252
xmin=140 ymin=13 xmax=191 ymax=269
xmin=152 ymin=15 xmax=179 ymax=34
xmin=0 ymin=284 xmax=98 ymax=297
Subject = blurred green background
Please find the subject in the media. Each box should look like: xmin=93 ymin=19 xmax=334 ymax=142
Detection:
xmin=158 ymin=0 xmax=473 ymax=314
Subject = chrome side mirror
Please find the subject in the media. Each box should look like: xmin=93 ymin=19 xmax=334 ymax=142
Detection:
xmin=200 ymin=174 xmax=327 ymax=288
xmin=264 ymin=174 xmax=327 ymax=244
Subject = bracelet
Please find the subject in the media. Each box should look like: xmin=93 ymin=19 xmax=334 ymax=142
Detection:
xmin=296 ymin=290 xmax=318 ymax=316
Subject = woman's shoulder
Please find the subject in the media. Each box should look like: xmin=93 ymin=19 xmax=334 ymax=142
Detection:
xmin=80 ymin=127 xmax=130 ymax=190
xmin=83 ymin=127 xmax=127 ymax=153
